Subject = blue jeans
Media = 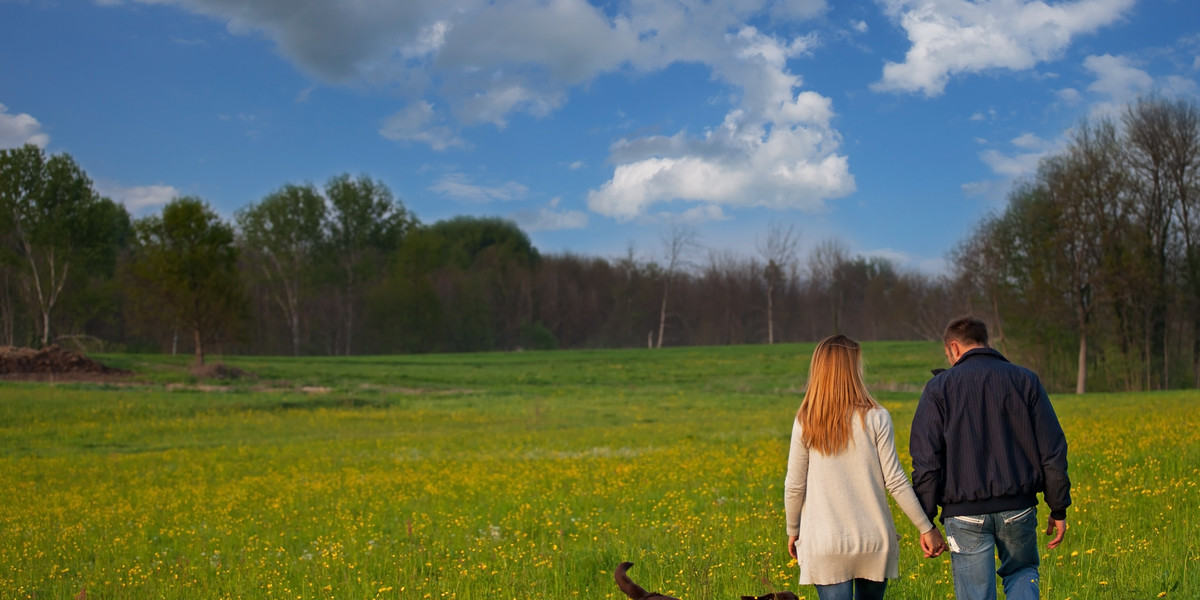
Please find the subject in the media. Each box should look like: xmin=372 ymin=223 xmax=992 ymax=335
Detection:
xmin=814 ymin=578 xmax=887 ymax=600
xmin=944 ymin=507 xmax=1040 ymax=600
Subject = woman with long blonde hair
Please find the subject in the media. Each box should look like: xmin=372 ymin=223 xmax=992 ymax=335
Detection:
xmin=784 ymin=334 xmax=945 ymax=600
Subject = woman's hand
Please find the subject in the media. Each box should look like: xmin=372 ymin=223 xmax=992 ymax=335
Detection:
xmin=920 ymin=527 xmax=947 ymax=558
xmin=787 ymin=535 xmax=799 ymax=560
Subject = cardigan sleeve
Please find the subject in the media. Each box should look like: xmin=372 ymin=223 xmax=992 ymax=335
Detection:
xmin=784 ymin=418 xmax=809 ymax=537
xmin=873 ymin=408 xmax=935 ymax=534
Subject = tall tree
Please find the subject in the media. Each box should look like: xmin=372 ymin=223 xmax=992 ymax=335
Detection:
xmin=324 ymin=174 xmax=414 ymax=355
xmin=1043 ymin=118 xmax=1128 ymax=393
xmin=655 ymin=224 xmax=697 ymax=348
xmin=0 ymin=144 xmax=129 ymax=346
xmin=236 ymin=183 xmax=326 ymax=356
xmin=808 ymin=239 xmax=850 ymax=334
xmin=757 ymin=222 xmax=799 ymax=344
xmin=1151 ymin=99 xmax=1200 ymax=386
xmin=129 ymin=197 xmax=243 ymax=366
xmin=1123 ymin=98 xmax=1180 ymax=388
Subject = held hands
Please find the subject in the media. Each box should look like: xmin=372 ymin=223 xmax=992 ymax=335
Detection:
xmin=1045 ymin=517 xmax=1067 ymax=550
xmin=920 ymin=527 xmax=947 ymax=558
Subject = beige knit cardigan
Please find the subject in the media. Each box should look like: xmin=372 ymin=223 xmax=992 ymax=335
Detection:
xmin=784 ymin=406 xmax=934 ymax=585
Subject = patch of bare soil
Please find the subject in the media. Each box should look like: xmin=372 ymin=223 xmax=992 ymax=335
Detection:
xmin=190 ymin=362 xmax=253 ymax=380
xmin=0 ymin=345 xmax=130 ymax=381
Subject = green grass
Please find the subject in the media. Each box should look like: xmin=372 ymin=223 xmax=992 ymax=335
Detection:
xmin=0 ymin=342 xmax=1196 ymax=599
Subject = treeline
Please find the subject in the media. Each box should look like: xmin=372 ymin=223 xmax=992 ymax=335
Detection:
xmin=0 ymin=143 xmax=956 ymax=364
xmin=952 ymin=96 xmax=1200 ymax=393
xmin=3 ymin=96 xmax=1198 ymax=394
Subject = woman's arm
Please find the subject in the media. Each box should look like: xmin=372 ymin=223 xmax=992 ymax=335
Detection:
xmin=784 ymin=418 xmax=809 ymax=538
xmin=873 ymin=409 xmax=936 ymax=533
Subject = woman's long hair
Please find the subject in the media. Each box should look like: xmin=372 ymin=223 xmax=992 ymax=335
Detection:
xmin=797 ymin=334 xmax=880 ymax=455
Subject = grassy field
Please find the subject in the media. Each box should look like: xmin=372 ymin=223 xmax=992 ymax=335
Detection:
xmin=0 ymin=342 xmax=1196 ymax=600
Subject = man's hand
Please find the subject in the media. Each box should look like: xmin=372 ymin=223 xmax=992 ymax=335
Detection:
xmin=920 ymin=527 xmax=946 ymax=558
xmin=1045 ymin=517 xmax=1067 ymax=549
xmin=787 ymin=535 xmax=799 ymax=560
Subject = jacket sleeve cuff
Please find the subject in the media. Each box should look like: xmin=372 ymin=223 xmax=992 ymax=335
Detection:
xmin=1050 ymin=508 xmax=1067 ymax=520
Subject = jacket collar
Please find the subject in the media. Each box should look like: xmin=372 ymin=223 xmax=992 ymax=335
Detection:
xmin=953 ymin=346 xmax=1010 ymax=367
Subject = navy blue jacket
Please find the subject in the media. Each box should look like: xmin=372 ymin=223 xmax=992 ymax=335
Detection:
xmin=910 ymin=347 xmax=1071 ymax=523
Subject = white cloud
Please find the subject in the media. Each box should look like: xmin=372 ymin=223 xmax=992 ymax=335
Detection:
xmin=961 ymin=178 xmax=1012 ymax=205
xmin=0 ymin=103 xmax=50 ymax=149
xmin=587 ymin=26 xmax=853 ymax=220
xmin=1194 ymin=56 xmax=1200 ymax=70
xmin=852 ymin=20 xmax=869 ymax=33
xmin=568 ymin=160 xmax=585 ymax=170
xmin=512 ymin=202 xmax=589 ymax=232
xmin=1010 ymin=132 xmax=1048 ymax=150
xmin=104 ymin=0 xmax=851 ymax=218
xmin=1056 ymin=87 xmax=1083 ymax=105
xmin=295 ymin=85 xmax=316 ymax=103
xmin=107 ymin=0 xmax=830 ymax=135
xmin=97 ymin=182 xmax=180 ymax=212
xmin=1162 ymin=75 xmax=1199 ymax=98
xmin=429 ymin=172 xmax=528 ymax=203
xmin=873 ymin=0 xmax=1136 ymax=96
xmin=379 ymin=101 xmax=467 ymax=151
xmin=980 ymin=148 xmax=1045 ymax=179
xmin=977 ymin=130 xmax=1063 ymax=181
xmin=863 ymin=247 xmax=911 ymax=265
xmin=1084 ymin=53 xmax=1153 ymax=99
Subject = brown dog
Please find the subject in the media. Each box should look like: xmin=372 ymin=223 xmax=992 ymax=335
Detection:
xmin=614 ymin=562 xmax=799 ymax=600
xmin=615 ymin=562 xmax=680 ymax=600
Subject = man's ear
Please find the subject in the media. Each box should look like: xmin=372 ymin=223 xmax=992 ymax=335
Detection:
xmin=945 ymin=340 xmax=961 ymax=363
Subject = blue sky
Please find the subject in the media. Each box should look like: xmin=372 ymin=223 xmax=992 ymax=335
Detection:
xmin=2 ymin=0 xmax=1198 ymax=273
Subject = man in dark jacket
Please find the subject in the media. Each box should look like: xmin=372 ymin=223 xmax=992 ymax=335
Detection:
xmin=910 ymin=316 xmax=1070 ymax=600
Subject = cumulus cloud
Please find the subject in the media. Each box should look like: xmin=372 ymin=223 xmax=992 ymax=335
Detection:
xmin=975 ymin=128 xmax=1063 ymax=183
xmin=0 ymin=103 xmax=50 ymax=149
xmin=1056 ymin=87 xmax=1084 ymax=105
xmin=103 ymin=0 xmax=853 ymax=218
xmin=1010 ymin=132 xmax=1049 ymax=150
xmin=96 ymin=182 xmax=180 ymax=212
xmin=587 ymin=26 xmax=854 ymax=220
xmin=1084 ymin=53 xmax=1153 ymax=99
xmin=380 ymin=102 xmax=467 ymax=151
xmin=105 ymin=0 xmax=829 ymax=143
xmin=429 ymin=172 xmax=529 ymax=203
xmin=512 ymin=199 xmax=589 ymax=231
xmin=873 ymin=0 xmax=1136 ymax=96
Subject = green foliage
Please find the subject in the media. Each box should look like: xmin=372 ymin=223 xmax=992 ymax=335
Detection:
xmin=0 ymin=144 xmax=131 ymax=345
xmin=0 ymin=343 xmax=1195 ymax=599
xmin=128 ymin=197 xmax=244 ymax=364
xmin=425 ymin=215 xmax=540 ymax=270
xmin=236 ymin=183 xmax=327 ymax=355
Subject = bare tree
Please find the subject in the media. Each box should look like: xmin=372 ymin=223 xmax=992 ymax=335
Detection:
xmin=656 ymin=224 xmax=697 ymax=348
xmin=808 ymin=239 xmax=850 ymax=334
xmin=1153 ymin=99 xmax=1200 ymax=386
xmin=1046 ymin=118 xmax=1128 ymax=393
xmin=1123 ymin=98 xmax=1181 ymax=388
xmin=757 ymin=222 xmax=800 ymax=344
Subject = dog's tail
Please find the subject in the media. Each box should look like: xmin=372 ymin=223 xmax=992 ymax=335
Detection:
xmin=614 ymin=562 xmax=654 ymax=600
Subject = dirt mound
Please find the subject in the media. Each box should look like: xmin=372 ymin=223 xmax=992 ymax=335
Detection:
xmin=190 ymin=362 xmax=252 ymax=380
xmin=0 ymin=345 xmax=128 ymax=376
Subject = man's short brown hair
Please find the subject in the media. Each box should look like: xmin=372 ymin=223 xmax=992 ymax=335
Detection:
xmin=944 ymin=316 xmax=989 ymax=347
